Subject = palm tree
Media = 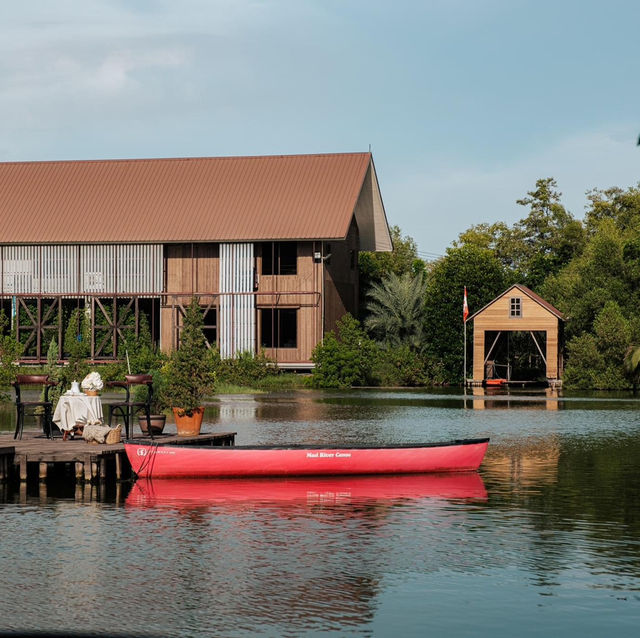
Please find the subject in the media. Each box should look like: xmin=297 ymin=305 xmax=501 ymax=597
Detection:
xmin=364 ymin=271 xmax=427 ymax=350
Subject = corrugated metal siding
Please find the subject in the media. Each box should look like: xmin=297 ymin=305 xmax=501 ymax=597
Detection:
xmin=0 ymin=244 xmax=162 ymax=294
xmin=2 ymin=245 xmax=38 ymax=294
xmin=42 ymin=245 xmax=77 ymax=293
xmin=81 ymin=244 xmax=115 ymax=292
xmin=0 ymin=153 xmax=390 ymax=249
xmin=219 ymin=243 xmax=255 ymax=358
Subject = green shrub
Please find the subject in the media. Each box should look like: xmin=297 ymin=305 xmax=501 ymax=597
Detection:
xmin=375 ymin=345 xmax=446 ymax=387
xmin=215 ymin=349 xmax=277 ymax=387
xmin=311 ymin=314 xmax=379 ymax=388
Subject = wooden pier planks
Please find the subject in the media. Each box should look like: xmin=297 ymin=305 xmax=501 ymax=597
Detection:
xmin=0 ymin=431 xmax=236 ymax=484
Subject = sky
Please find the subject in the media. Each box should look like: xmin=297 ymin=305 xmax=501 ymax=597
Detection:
xmin=2 ymin=0 xmax=640 ymax=260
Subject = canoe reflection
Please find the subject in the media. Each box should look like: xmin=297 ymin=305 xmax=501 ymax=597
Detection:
xmin=126 ymin=472 xmax=487 ymax=507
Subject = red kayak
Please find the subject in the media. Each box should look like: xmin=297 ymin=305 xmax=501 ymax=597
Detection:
xmin=125 ymin=438 xmax=489 ymax=479
xmin=126 ymin=473 xmax=488 ymax=507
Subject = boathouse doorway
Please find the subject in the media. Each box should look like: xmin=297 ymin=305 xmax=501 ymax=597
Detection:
xmin=482 ymin=330 xmax=548 ymax=385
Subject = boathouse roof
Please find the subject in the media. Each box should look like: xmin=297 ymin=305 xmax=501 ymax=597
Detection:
xmin=0 ymin=152 xmax=392 ymax=251
xmin=468 ymin=284 xmax=565 ymax=322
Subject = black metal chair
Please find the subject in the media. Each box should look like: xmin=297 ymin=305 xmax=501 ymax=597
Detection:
xmin=12 ymin=374 xmax=59 ymax=440
xmin=106 ymin=374 xmax=153 ymax=439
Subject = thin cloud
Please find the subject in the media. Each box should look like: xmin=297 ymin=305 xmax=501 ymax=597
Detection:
xmin=388 ymin=125 xmax=640 ymax=255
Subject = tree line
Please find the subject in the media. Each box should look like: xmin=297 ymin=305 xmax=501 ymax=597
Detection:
xmin=312 ymin=178 xmax=640 ymax=389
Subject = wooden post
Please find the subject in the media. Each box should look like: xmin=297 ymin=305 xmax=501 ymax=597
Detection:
xmin=19 ymin=456 xmax=28 ymax=482
xmin=39 ymin=462 xmax=48 ymax=481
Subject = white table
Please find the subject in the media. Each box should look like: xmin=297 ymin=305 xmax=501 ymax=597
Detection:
xmin=53 ymin=393 xmax=104 ymax=433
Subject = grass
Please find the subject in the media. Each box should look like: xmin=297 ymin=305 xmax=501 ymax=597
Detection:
xmin=215 ymin=374 xmax=309 ymax=394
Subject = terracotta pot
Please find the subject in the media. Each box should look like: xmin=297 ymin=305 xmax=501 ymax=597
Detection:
xmin=138 ymin=414 xmax=167 ymax=435
xmin=172 ymin=406 xmax=204 ymax=436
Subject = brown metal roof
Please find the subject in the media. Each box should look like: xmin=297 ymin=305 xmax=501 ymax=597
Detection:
xmin=468 ymin=284 xmax=565 ymax=321
xmin=0 ymin=152 xmax=391 ymax=247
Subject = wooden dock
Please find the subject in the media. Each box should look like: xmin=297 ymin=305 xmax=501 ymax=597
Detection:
xmin=0 ymin=431 xmax=236 ymax=484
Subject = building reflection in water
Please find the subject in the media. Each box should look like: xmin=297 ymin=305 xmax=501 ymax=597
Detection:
xmin=482 ymin=435 xmax=560 ymax=487
xmin=466 ymin=386 xmax=559 ymax=411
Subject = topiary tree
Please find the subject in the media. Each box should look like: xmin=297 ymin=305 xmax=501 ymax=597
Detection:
xmin=164 ymin=298 xmax=216 ymax=416
xmin=60 ymin=307 xmax=90 ymax=391
xmin=0 ymin=310 xmax=23 ymax=402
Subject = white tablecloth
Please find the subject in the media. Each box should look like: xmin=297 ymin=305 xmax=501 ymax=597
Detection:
xmin=52 ymin=394 xmax=103 ymax=432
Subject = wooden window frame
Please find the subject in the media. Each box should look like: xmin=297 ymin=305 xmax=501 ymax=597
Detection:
xmin=261 ymin=242 xmax=298 ymax=276
xmin=259 ymin=307 xmax=298 ymax=349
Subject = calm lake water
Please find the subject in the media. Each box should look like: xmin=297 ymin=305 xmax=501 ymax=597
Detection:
xmin=1 ymin=388 xmax=639 ymax=637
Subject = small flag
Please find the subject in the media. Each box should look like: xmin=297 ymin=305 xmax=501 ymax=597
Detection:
xmin=463 ymin=287 xmax=469 ymax=322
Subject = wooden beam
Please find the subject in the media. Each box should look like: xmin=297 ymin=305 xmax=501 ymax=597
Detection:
xmin=484 ymin=331 xmax=502 ymax=365
xmin=529 ymin=331 xmax=547 ymax=365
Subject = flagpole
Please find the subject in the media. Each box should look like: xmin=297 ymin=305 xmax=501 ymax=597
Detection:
xmin=463 ymin=287 xmax=469 ymax=390
xmin=464 ymin=317 xmax=467 ymax=388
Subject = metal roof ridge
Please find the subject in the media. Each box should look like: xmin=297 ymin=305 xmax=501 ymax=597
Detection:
xmin=0 ymin=151 xmax=372 ymax=167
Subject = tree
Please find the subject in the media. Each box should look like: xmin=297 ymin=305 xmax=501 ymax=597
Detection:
xmin=359 ymin=225 xmax=425 ymax=312
xmin=540 ymin=218 xmax=640 ymax=340
xmin=365 ymin=271 xmax=427 ymax=350
xmin=584 ymin=184 xmax=640 ymax=235
xmin=311 ymin=314 xmax=379 ymax=388
xmin=455 ymin=178 xmax=585 ymax=290
xmin=164 ymin=298 xmax=216 ymax=415
xmin=59 ymin=307 xmax=91 ymax=391
xmin=424 ymin=244 xmax=507 ymax=383
xmin=563 ymin=302 xmax=635 ymax=390
xmin=0 ymin=310 xmax=23 ymax=401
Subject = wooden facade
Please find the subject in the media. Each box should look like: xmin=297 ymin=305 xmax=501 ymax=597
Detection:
xmin=470 ymin=285 xmax=564 ymax=385
xmin=160 ymin=235 xmax=359 ymax=367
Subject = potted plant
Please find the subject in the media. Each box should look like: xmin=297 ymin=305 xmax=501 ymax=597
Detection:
xmin=136 ymin=368 xmax=169 ymax=434
xmin=164 ymin=298 xmax=216 ymax=436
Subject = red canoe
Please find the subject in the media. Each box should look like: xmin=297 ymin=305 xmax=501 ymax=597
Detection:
xmin=124 ymin=438 xmax=489 ymax=479
xmin=126 ymin=473 xmax=488 ymax=507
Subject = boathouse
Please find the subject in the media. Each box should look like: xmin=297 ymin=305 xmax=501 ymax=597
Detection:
xmin=0 ymin=152 xmax=392 ymax=368
xmin=468 ymin=284 xmax=564 ymax=386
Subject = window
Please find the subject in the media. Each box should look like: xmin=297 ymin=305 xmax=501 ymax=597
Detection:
xmin=510 ymin=297 xmax=522 ymax=317
xmin=261 ymin=242 xmax=297 ymax=275
xmin=260 ymin=308 xmax=297 ymax=348
xmin=202 ymin=308 xmax=217 ymax=347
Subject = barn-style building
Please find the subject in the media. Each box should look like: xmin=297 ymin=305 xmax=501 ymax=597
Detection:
xmin=0 ymin=152 xmax=392 ymax=367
